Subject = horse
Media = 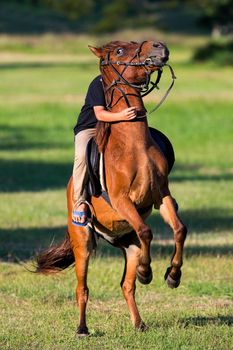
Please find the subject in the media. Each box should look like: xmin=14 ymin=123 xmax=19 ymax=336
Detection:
xmin=35 ymin=40 xmax=187 ymax=335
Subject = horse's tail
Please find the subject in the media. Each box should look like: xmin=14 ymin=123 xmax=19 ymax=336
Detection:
xmin=35 ymin=233 xmax=75 ymax=274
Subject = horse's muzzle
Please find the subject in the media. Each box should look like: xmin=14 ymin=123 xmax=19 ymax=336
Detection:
xmin=147 ymin=42 xmax=169 ymax=67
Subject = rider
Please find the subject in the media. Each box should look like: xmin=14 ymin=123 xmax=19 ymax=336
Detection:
xmin=72 ymin=75 xmax=137 ymax=226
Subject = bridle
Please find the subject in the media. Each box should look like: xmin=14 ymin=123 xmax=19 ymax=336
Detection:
xmin=100 ymin=41 xmax=176 ymax=116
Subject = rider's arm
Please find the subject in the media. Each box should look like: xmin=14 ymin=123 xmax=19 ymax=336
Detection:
xmin=94 ymin=106 xmax=137 ymax=122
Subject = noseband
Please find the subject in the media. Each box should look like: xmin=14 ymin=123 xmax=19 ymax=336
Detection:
xmin=100 ymin=41 xmax=176 ymax=115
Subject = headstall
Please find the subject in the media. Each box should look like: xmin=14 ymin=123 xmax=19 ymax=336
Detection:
xmin=100 ymin=41 xmax=176 ymax=115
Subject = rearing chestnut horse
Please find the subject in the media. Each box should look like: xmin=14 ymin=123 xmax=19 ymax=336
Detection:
xmin=36 ymin=40 xmax=187 ymax=335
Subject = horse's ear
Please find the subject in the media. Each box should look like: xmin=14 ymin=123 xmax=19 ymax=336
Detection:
xmin=88 ymin=45 xmax=104 ymax=58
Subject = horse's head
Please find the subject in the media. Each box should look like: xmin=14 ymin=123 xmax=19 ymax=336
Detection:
xmin=89 ymin=40 xmax=169 ymax=87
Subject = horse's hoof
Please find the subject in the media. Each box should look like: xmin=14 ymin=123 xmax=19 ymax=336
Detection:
xmin=164 ymin=267 xmax=181 ymax=289
xmin=166 ymin=274 xmax=180 ymax=289
xmin=135 ymin=321 xmax=148 ymax=332
xmin=76 ymin=326 xmax=89 ymax=337
xmin=136 ymin=265 xmax=153 ymax=285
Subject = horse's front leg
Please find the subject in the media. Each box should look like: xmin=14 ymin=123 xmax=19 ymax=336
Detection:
xmin=69 ymin=226 xmax=94 ymax=336
xmin=111 ymin=195 xmax=153 ymax=284
xmin=159 ymin=194 xmax=187 ymax=288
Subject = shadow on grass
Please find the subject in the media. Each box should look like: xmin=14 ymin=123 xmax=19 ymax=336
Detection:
xmin=0 ymin=226 xmax=66 ymax=262
xmin=170 ymin=163 xmax=233 ymax=182
xmin=97 ymin=240 xmax=233 ymax=259
xmin=0 ymin=159 xmax=72 ymax=191
xmin=147 ymin=208 xmax=233 ymax=237
xmin=0 ymin=142 xmax=70 ymax=151
xmin=171 ymin=173 xmax=233 ymax=182
xmin=180 ymin=316 xmax=233 ymax=327
xmin=1 ymin=157 xmax=233 ymax=192
xmin=0 ymin=125 xmax=72 ymax=152
xmin=0 ymin=216 xmax=232 ymax=262
xmin=1 ymin=123 xmax=232 ymax=191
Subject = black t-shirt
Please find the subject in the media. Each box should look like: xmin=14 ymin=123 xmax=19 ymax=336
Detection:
xmin=74 ymin=75 xmax=106 ymax=135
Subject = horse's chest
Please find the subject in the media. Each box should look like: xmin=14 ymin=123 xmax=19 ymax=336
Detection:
xmin=129 ymin=160 xmax=155 ymax=205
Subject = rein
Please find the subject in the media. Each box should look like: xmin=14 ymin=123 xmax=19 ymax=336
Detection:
xmin=148 ymin=64 xmax=176 ymax=115
xmin=100 ymin=42 xmax=176 ymax=116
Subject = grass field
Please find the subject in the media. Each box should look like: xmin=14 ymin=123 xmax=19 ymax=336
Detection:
xmin=0 ymin=33 xmax=233 ymax=350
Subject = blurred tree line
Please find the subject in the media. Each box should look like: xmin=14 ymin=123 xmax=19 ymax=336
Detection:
xmin=185 ymin=0 xmax=233 ymax=37
xmin=8 ymin=0 xmax=233 ymax=36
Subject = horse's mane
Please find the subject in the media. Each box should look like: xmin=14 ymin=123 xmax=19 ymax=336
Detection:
xmin=95 ymin=121 xmax=111 ymax=153
xmin=100 ymin=41 xmax=137 ymax=51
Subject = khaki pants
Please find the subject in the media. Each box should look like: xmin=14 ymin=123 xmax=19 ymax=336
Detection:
xmin=72 ymin=128 xmax=96 ymax=204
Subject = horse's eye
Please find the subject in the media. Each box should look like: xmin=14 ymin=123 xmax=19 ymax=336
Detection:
xmin=116 ymin=48 xmax=124 ymax=56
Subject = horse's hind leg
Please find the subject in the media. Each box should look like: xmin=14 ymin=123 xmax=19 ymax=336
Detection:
xmin=119 ymin=237 xmax=147 ymax=330
xmin=159 ymin=195 xmax=187 ymax=288
xmin=69 ymin=226 xmax=94 ymax=336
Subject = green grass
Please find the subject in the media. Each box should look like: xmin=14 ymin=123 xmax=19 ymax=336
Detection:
xmin=0 ymin=34 xmax=233 ymax=349
xmin=0 ymin=258 xmax=233 ymax=350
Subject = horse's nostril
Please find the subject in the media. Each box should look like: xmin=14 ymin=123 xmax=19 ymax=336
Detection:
xmin=153 ymin=42 xmax=164 ymax=49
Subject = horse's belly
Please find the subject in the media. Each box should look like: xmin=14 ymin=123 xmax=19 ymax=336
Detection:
xmin=92 ymin=220 xmax=132 ymax=243
xmin=91 ymin=196 xmax=151 ymax=243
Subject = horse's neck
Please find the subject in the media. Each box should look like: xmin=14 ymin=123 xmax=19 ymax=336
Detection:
xmin=112 ymin=88 xmax=145 ymax=114
xmin=96 ymin=77 xmax=150 ymax=153
xmin=110 ymin=118 xmax=150 ymax=150
xmin=103 ymin=75 xmax=146 ymax=114
xmin=108 ymin=85 xmax=149 ymax=147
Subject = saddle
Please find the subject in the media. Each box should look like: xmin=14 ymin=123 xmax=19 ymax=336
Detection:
xmin=85 ymin=137 xmax=102 ymax=197
xmin=85 ymin=127 xmax=175 ymax=200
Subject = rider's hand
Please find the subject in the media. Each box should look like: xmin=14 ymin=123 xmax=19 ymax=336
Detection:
xmin=118 ymin=107 xmax=137 ymax=120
